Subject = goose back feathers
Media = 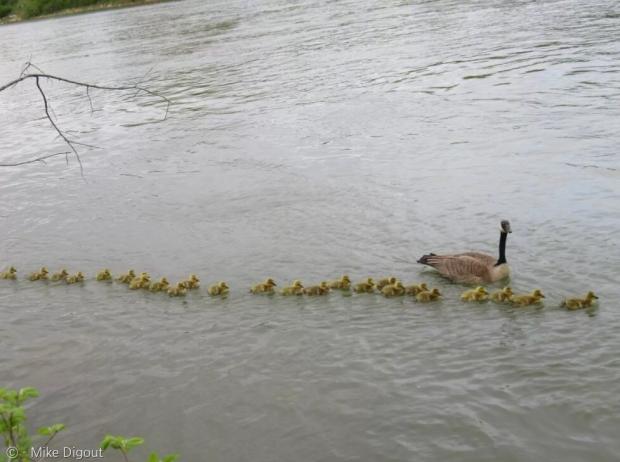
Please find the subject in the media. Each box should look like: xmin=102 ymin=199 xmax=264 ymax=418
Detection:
xmin=417 ymin=220 xmax=512 ymax=284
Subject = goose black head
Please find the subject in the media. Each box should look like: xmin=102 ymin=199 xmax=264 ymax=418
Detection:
xmin=501 ymin=220 xmax=512 ymax=234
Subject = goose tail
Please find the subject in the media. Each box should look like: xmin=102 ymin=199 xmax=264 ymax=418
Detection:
xmin=417 ymin=253 xmax=437 ymax=265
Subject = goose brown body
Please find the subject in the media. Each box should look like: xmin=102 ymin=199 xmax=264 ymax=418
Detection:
xmin=417 ymin=220 xmax=512 ymax=284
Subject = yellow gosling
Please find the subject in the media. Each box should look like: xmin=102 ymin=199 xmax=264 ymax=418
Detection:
xmin=376 ymin=276 xmax=398 ymax=290
xmin=185 ymin=274 xmax=200 ymax=290
xmin=510 ymin=289 xmax=545 ymax=306
xmin=461 ymin=286 xmax=489 ymax=302
xmin=29 ymin=267 xmax=49 ymax=281
xmin=96 ymin=269 xmax=113 ymax=281
xmin=251 ymin=278 xmax=277 ymax=294
xmin=562 ymin=291 xmax=598 ymax=310
xmin=149 ymin=277 xmax=170 ymax=292
xmin=382 ymin=281 xmax=406 ymax=297
xmin=405 ymin=283 xmax=428 ymax=296
xmin=416 ymin=288 xmax=442 ymax=303
xmin=304 ymin=281 xmax=330 ymax=296
xmin=328 ymin=275 xmax=351 ymax=290
xmin=490 ymin=286 xmax=513 ymax=303
xmin=167 ymin=283 xmax=187 ymax=297
xmin=353 ymin=278 xmax=375 ymax=293
xmin=118 ymin=270 xmax=136 ymax=284
xmin=0 ymin=266 xmax=17 ymax=280
xmin=50 ymin=269 xmax=69 ymax=282
xmin=208 ymin=282 xmax=229 ymax=296
xmin=281 ymin=280 xmax=304 ymax=295
xmin=66 ymin=272 xmax=85 ymax=284
xmin=129 ymin=273 xmax=150 ymax=290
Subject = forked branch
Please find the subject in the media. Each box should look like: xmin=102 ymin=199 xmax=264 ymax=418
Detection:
xmin=0 ymin=64 xmax=170 ymax=175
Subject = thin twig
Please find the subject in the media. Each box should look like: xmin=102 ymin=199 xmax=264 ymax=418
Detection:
xmin=0 ymin=151 xmax=70 ymax=167
xmin=0 ymin=67 xmax=170 ymax=175
xmin=86 ymin=85 xmax=94 ymax=114
xmin=0 ymin=73 xmax=171 ymax=119
xmin=33 ymin=432 xmax=60 ymax=462
xmin=35 ymin=75 xmax=84 ymax=176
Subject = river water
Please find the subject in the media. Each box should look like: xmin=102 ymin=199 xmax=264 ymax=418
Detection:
xmin=1 ymin=0 xmax=619 ymax=460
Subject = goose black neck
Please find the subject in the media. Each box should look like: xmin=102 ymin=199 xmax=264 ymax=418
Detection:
xmin=496 ymin=231 xmax=507 ymax=266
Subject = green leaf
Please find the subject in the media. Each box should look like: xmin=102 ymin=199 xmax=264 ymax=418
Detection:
xmin=38 ymin=423 xmax=65 ymax=436
xmin=0 ymin=403 xmax=14 ymax=414
xmin=11 ymin=407 xmax=26 ymax=424
xmin=2 ymin=390 xmax=18 ymax=404
xmin=101 ymin=435 xmax=114 ymax=450
xmin=51 ymin=423 xmax=65 ymax=433
xmin=17 ymin=387 xmax=39 ymax=403
xmin=148 ymin=452 xmax=159 ymax=462
xmin=125 ymin=437 xmax=145 ymax=451
xmin=162 ymin=454 xmax=180 ymax=462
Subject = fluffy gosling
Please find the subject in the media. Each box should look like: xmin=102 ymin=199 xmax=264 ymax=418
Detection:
xmin=66 ymin=272 xmax=85 ymax=284
xmin=28 ymin=267 xmax=49 ymax=281
xmin=149 ymin=277 xmax=170 ymax=292
xmin=381 ymin=281 xmax=406 ymax=297
xmin=251 ymin=278 xmax=277 ymax=294
xmin=490 ymin=287 xmax=513 ymax=303
xmin=129 ymin=273 xmax=151 ymax=290
xmin=461 ymin=286 xmax=489 ymax=302
xmin=0 ymin=266 xmax=17 ymax=280
xmin=96 ymin=269 xmax=113 ymax=281
xmin=208 ymin=282 xmax=229 ymax=296
xmin=118 ymin=270 xmax=136 ymax=284
xmin=376 ymin=276 xmax=398 ymax=290
xmin=510 ymin=289 xmax=545 ymax=306
xmin=328 ymin=275 xmax=351 ymax=290
xmin=354 ymin=278 xmax=375 ymax=293
xmin=304 ymin=281 xmax=330 ymax=295
xmin=562 ymin=291 xmax=598 ymax=310
xmin=50 ymin=269 xmax=69 ymax=282
xmin=167 ymin=283 xmax=187 ymax=297
xmin=416 ymin=288 xmax=442 ymax=303
xmin=281 ymin=280 xmax=304 ymax=296
xmin=405 ymin=283 xmax=428 ymax=296
xmin=184 ymin=274 xmax=200 ymax=290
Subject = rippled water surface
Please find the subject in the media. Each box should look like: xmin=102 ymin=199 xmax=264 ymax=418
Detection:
xmin=1 ymin=0 xmax=620 ymax=460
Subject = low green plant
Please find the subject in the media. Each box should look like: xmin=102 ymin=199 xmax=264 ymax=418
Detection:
xmin=101 ymin=435 xmax=178 ymax=462
xmin=1 ymin=387 xmax=177 ymax=462
xmin=0 ymin=387 xmax=62 ymax=462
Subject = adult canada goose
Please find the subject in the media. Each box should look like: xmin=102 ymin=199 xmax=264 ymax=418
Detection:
xmin=417 ymin=220 xmax=512 ymax=284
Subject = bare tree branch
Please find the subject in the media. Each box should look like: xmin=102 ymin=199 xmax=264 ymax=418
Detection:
xmin=35 ymin=75 xmax=85 ymax=175
xmin=0 ymin=151 xmax=70 ymax=167
xmin=0 ymin=72 xmax=171 ymax=118
xmin=0 ymin=65 xmax=171 ymax=175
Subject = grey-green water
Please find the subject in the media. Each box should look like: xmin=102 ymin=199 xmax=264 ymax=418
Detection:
xmin=1 ymin=0 xmax=620 ymax=460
